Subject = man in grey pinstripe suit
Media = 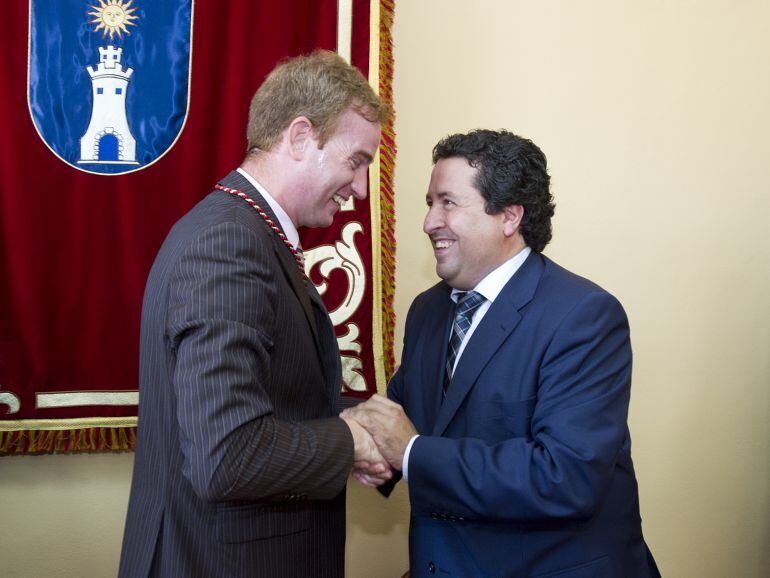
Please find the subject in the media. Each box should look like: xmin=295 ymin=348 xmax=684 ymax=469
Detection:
xmin=119 ymin=51 xmax=390 ymax=578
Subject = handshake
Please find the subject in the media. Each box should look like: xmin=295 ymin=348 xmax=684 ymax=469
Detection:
xmin=341 ymin=394 xmax=417 ymax=488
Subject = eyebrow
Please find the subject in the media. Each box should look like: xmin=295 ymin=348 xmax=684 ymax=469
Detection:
xmin=426 ymin=191 xmax=451 ymax=201
xmin=357 ymin=151 xmax=375 ymax=165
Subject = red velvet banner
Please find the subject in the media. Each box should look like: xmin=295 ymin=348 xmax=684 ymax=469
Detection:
xmin=0 ymin=0 xmax=396 ymax=454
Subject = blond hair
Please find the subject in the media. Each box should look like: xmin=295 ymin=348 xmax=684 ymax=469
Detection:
xmin=246 ymin=50 xmax=389 ymax=153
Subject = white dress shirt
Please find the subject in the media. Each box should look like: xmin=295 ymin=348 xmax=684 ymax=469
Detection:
xmin=402 ymin=246 xmax=532 ymax=481
xmin=236 ymin=167 xmax=300 ymax=250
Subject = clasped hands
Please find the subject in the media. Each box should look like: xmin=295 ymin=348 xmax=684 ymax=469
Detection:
xmin=341 ymin=395 xmax=417 ymax=487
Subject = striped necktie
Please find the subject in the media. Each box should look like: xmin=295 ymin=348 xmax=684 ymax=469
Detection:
xmin=445 ymin=291 xmax=486 ymax=393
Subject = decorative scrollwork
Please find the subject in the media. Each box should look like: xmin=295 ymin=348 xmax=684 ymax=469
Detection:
xmin=341 ymin=354 xmax=367 ymax=391
xmin=0 ymin=384 xmax=21 ymax=415
xmin=338 ymin=323 xmax=366 ymax=391
xmin=337 ymin=322 xmax=362 ymax=354
xmin=304 ymin=222 xmax=366 ymax=326
xmin=304 ymin=225 xmax=369 ymax=393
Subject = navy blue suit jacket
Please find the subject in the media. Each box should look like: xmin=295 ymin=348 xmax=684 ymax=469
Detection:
xmin=388 ymin=252 xmax=659 ymax=577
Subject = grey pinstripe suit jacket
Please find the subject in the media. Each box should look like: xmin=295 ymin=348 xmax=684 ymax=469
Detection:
xmin=119 ymin=171 xmax=354 ymax=578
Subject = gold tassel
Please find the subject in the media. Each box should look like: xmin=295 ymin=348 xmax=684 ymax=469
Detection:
xmin=0 ymin=427 xmax=137 ymax=455
xmin=379 ymin=0 xmax=398 ymax=381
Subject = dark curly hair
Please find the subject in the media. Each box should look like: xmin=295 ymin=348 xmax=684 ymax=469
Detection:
xmin=432 ymin=129 xmax=555 ymax=252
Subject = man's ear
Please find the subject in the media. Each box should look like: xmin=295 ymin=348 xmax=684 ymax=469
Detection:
xmin=502 ymin=204 xmax=524 ymax=237
xmin=286 ymin=116 xmax=316 ymax=160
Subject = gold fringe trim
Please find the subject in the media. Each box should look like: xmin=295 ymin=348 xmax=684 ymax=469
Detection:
xmin=378 ymin=0 xmax=397 ymax=381
xmin=0 ymin=416 xmax=137 ymax=431
xmin=0 ymin=427 xmax=136 ymax=455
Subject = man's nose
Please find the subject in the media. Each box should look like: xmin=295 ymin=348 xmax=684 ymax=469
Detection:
xmin=423 ymin=206 xmax=441 ymax=235
xmin=352 ymin=167 xmax=368 ymax=200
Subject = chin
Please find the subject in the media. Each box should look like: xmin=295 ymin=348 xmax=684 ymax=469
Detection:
xmin=436 ymin=268 xmax=452 ymax=284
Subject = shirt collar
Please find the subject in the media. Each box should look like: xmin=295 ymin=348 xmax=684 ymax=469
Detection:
xmin=450 ymin=246 xmax=533 ymax=304
xmin=236 ymin=167 xmax=300 ymax=250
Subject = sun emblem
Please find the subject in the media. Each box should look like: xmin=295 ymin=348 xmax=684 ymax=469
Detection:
xmin=88 ymin=0 xmax=139 ymax=39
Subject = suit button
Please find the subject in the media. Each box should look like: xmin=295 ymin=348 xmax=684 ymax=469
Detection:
xmin=428 ymin=561 xmax=436 ymax=574
xmin=430 ymin=512 xmax=438 ymax=519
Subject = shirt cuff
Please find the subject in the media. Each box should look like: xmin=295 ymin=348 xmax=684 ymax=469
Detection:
xmin=402 ymin=434 xmax=419 ymax=482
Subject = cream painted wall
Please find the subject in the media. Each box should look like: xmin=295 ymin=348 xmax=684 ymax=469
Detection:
xmin=0 ymin=454 xmax=411 ymax=578
xmin=391 ymin=1 xmax=770 ymax=577
xmin=1 ymin=2 xmax=768 ymax=577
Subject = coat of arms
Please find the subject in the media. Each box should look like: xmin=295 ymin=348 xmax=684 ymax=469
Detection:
xmin=28 ymin=0 xmax=193 ymax=175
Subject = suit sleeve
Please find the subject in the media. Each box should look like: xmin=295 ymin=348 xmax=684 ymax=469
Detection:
xmin=387 ymin=297 xmax=418 ymax=407
xmin=407 ymin=291 xmax=632 ymax=522
xmin=373 ymin=299 xmax=421 ymax=498
xmin=166 ymin=222 xmax=353 ymax=503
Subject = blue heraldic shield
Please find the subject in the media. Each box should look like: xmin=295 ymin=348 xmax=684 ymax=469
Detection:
xmin=28 ymin=0 xmax=192 ymax=175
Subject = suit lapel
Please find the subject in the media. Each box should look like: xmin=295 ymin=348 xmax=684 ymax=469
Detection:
xmin=417 ymin=286 xmax=455 ymax=432
xmin=217 ymin=171 xmax=320 ymax=347
xmin=431 ymin=252 xmax=545 ymax=436
xmin=271 ymin=237 xmax=320 ymax=343
xmin=306 ymin=282 xmax=343 ymax=403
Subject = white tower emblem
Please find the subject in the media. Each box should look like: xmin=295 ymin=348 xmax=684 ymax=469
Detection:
xmin=78 ymin=45 xmax=139 ymax=165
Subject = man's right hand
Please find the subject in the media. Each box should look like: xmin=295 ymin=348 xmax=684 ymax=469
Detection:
xmin=341 ymin=395 xmax=416 ymax=471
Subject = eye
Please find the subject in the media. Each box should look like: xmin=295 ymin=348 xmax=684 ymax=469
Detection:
xmin=443 ymin=198 xmax=456 ymax=207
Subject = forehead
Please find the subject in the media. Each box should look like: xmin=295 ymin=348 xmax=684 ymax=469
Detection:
xmin=328 ymin=108 xmax=381 ymax=154
xmin=428 ymin=157 xmax=481 ymax=197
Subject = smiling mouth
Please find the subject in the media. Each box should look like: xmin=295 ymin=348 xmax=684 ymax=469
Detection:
xmin=433 ymin=240 xmax=455 ymax=250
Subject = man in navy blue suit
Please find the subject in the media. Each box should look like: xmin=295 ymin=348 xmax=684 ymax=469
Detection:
xmin=345 ymin=130 xmax=660 ymax=577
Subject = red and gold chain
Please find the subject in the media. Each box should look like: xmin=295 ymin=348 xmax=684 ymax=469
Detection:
xmin=214 ymin=184 xmax=306 ymax=277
